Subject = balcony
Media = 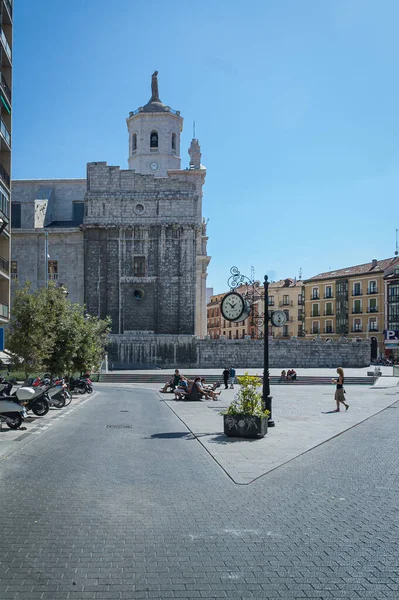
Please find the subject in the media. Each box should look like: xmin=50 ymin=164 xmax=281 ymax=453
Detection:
xmin=324 ymin=328 xmax=334 ymax=334
xmin=368 ymin=307 xmax=378 ymax=313
xmin=312 ymin=328 xmax=319 ymax=334
xmin=369 ymin=326 xmax=378 ymax=332
xmin=311 ymin=312 xmax=320 ymax=317
xmin=0 ymin=72 xmax=11 ymax=102
xmin=0 ymin=255 xmax=9 ymax=273
xmin=279 ymin=300 xmax=293 ymax=307
xmin=352 ymin=290 xmax=362 ymax=296
xmin=298 ymin=298 xmax=303 ymax=305
xmin=0 ymin=301 xmax=8 ymax=318
xmin=352 ymin=309 xmax=362 ymax=314
xmin=311 ymin=294 xmax=319 ymax=300
xmin=323 ymin=312 xmax=334 ymax=316
xmin=0 ymin=28 xmax=11 ymax=62
xmin=324 ymin=294 xmax=333 ymax=299
xmin=352 ymin=326 xmax=363 ymax=332
xmin=48 ymin=273 xmax=58 ymax=281
xmin=3 ymin=0 xmax=12 ymax=20
xmin=0 ymin=118 xmax=10 ymax=147
xmin=367 ymin=288 xmax=377 ymax=295
xmin=0 ymin=162 xmax=10 ymax=188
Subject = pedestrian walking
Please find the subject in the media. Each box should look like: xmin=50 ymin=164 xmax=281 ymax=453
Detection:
xmin=222 ymin=367 xmax=230 ymax=389
xmin=332 ymin=367 xmax=349 ymax=412
xmin=229 ymin=366 xmax=236 ymax=389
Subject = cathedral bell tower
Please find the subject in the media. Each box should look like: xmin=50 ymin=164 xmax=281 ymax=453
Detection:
xmin=127 ymin=71 xmax=183 ymax=177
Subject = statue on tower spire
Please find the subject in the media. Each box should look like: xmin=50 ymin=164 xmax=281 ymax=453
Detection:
xmin=151 ymin=70 xmax=160 ymax=102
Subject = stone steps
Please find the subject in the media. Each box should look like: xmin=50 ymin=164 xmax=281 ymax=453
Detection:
xmin=98 ymin=373 xmax=375 ymax=386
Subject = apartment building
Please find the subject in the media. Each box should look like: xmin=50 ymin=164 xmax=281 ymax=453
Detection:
xmin=384 ymin=262 xmax=399 ymax=359
xmin=267 ymin=279 xmax=304 ymax=339
xmin=207 ymin=284 xmax=262 ymax=340
xmin=207 ymin=278 xmax=304 ymax=340
xmin=0 ymin=0 xmax=11 ymax=324
xmin=304 ymin=257 xmax=399 ymax=359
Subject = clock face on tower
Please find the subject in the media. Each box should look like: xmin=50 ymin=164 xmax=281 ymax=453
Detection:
xmin=149 ymin=161 xmax=159 ymax=171
xmin=221 ymin=292 xmax=246 ymax=322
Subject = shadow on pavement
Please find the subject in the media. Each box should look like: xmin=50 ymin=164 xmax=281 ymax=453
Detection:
xmin=201 ymin=433 xmax=262 ymax=445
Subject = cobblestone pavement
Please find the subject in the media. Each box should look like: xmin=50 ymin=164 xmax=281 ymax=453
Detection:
xmin=1 ymin=386 xmax=399 ymax=599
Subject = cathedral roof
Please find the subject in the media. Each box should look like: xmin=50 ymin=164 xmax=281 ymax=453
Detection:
xmin=142 ymin=99 xmax=169 ymax=113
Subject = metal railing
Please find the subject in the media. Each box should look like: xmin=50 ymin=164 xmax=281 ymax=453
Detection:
xmin=352 ymin=290 xmax=362 ymax=296
xmin=0 ymin=72 xmax=11 ymax=101
xmin=367 ymin=288 xmax=377 ymax=294
xmin=0 ymin=28 xmax=11 ymax=61
xmin=368 ymin=307 xmax=378 ymax=313
xmin=0 ymin=302 xmax=8 ymax=317
xmin=0 ymin=118 xmax=10 ymax=146
xmin=0 ymin=255 xmax=9 ymax=272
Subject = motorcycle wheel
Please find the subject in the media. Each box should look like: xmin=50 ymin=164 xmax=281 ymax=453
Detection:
xmin=32 ymin=398 xmax=50 ymax=416
xmin=63 ymin=391 xmax=72 ymax=406
xmin=7 ymin=412 xmax=22 ymax=429
xmin=78 ymin=387 xmax=86 ymax=395
xmin=86 ymin=385 xmax=93 ymax=394
xmin=52 ymin=396 xmax=66 ymax=409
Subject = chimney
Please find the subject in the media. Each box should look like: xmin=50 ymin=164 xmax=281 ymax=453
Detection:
xmin=371 ymin=259 xmax=378 ymax=268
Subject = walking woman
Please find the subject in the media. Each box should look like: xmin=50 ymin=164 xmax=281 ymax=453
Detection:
xmin=333 ymin=367 xmax=349 ymax=412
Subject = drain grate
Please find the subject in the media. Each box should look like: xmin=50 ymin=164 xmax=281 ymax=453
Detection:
xmin=106 ymin=425 xmax=133 ymax=429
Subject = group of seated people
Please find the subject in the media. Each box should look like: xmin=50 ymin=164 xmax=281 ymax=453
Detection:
xmin=280 ymin=369 xmax=297 ymax=382
xmin=160 ymin=369 xmax=222 ymax=401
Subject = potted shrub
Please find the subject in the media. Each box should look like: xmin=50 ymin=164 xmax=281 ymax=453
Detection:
xmin=221 ymin=373 xmax=270 ymax=439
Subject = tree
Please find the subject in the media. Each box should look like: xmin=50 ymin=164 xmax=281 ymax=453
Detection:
xmin=72 ymin=314 xmax=112 ymax=375
xmin=6 ymin=282 xmax=55 ymax=377
xmin=6 ymin=282 xmax=111 ymax=377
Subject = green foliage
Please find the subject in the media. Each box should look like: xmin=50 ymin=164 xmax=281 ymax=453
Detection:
xmin=221 ymin=373 xmax=270 ymax=418
xmin=6 ymin=282 xmax=111 ymax=377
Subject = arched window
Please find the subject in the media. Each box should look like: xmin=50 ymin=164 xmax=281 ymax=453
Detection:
xmin=132 ymin=133 xmax=137 ymax=153
xmin=150 ymin=131 xmax=158 ymax=148
xmin=172 ymin=133 xmax=176 ymax=151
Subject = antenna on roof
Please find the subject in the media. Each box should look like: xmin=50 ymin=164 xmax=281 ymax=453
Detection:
xmin=250 ymin=265 xmax=255 ymax=282
xmin=298 ymin=267 xmax=302 ymax=280
xmin=395 ymin=228 xmax=398 ymax=256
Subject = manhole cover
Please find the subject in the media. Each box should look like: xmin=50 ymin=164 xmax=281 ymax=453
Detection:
xmin=106 ymin=425 xmax=133 ymax=429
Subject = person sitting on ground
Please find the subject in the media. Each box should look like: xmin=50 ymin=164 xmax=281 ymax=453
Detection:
xmin=174 ymin=376 xmax=189 ymax=400
xmin=286 ymin=370 xmax=292 ymax=381
xmin=160 ymin=369 xmax=181 ymax=393
xmin=280 ymin=370 xmax=286 ymax=382
xmin=290 ymin=369 xmax=297 ymax=381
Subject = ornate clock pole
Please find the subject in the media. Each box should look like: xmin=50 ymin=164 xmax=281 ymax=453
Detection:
xmin=221 ymin=267 xmax=288 ymax=428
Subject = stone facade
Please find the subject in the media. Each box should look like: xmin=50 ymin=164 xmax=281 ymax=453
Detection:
xmin=107 ymin=334 xmax=371 ymax=369
xmin=83 ymin=162 xmax=206 ymax=334
xmin=10 ymin=74 xmax=211 ymax=356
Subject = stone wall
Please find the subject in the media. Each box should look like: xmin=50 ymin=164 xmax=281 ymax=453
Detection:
xmin=107 ymin=334 xmax=371 ymax=369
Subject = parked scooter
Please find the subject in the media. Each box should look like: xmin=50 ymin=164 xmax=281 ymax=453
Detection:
xmin=68 ymin=377 xmax=89 ymax=395
xmin=0 ymin=378 xmax=50 ymax=416
xmin=0 ymin=387 xmax=32 ymax=429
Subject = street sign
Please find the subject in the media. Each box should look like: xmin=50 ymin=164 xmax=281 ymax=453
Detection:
xmin=0 ymin=327 xmax=4 ymax=351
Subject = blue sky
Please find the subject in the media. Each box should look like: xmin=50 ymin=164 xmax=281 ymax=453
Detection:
xmin=13 ymin=0 xmax=399 ymax=292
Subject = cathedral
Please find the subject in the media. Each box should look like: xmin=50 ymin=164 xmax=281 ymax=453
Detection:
xmin=11 ymin=73 xmax=210 ymax=365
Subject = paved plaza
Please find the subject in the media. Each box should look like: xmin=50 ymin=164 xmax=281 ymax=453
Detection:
xmin=0 ymin=379 xmax=399 ymax=599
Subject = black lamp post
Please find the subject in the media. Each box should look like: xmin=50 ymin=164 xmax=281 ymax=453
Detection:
xmin=262 ymin=275 xmax=274 ymax=426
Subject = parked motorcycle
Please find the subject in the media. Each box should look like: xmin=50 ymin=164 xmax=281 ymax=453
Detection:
xmin=69 ymin=377 xmax=89 ymax=395
xmin=0 ymin=387 xmax=32 ymax=429
xmin=16 ymin=385 xmax=51 ymax=416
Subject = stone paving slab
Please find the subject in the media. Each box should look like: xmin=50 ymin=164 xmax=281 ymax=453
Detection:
xmin=161 ymin=384 xmax=399 ymax=484
xmin=0 ymin=392 xmax=99 ymax=459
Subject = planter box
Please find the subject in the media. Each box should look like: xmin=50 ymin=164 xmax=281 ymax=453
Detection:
xmin=223 ymin=414 xmax=268 ymax=439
